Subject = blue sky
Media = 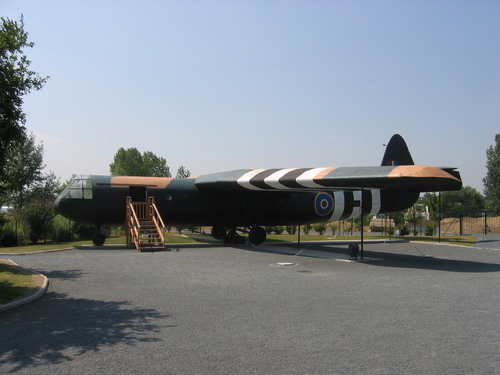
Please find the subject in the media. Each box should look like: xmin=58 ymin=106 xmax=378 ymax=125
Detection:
xmin=3 ymin=1 xmax=499 ymax=192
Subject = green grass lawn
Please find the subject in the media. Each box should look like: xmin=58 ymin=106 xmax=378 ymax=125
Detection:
xmin=0 ymin=240 xmax=87 ymax=254
xmin=0 ymin=233 xmax=209 ymax=253
xmin=0 ymin=261 xmax=41 ymax=305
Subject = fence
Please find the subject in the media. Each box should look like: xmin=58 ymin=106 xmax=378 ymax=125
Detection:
xmin=440 ymin=212 xmax=500 ymax=235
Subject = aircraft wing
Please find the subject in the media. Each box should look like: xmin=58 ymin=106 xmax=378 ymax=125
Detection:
xmin=194 ymin=165 xmax=462 ymax=193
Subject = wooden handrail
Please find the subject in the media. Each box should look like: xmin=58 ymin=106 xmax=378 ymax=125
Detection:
xmin=151 ymin=198 xmax=165 ymax=228
xmin=126 ymin=197 xmax=141 ymax=249
xmin=152 ymin=216 xmax=165 ymax=244
xmin=126 ymin=196 xmax=166 ymax=251
xmin=149 ymin=197 xmax=165 ymax=244
xmin=127 ymin=197 xmax=140 ymax=224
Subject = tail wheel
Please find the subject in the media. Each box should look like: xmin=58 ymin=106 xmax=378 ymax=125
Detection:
xmin=249 ymin=226 xmax=266 ymax=245
xmin=211 ymin=226 xmax=227 ymax=240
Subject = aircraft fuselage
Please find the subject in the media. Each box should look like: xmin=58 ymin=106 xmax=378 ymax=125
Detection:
xmin=54 ymin=175 xmax=419 ymax=228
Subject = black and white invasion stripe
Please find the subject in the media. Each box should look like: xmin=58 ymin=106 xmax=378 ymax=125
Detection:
xmin=236 ymin=168 xmax=335 ymax=190
xmin=235 ymin=168 xmax=382 ymax=220
xmin=328 ymin=190 xmax=381 ymax=221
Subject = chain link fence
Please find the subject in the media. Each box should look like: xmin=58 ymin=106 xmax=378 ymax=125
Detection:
xmin=440 ymin=211 xmax=500 ymax=235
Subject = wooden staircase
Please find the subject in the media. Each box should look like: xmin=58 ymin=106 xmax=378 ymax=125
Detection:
xmin=126 ymin=196 xmax=166 ymax=251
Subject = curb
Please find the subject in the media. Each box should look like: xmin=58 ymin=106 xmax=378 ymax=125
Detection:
xmin=0 ymin=260 xmax=49 ymax=313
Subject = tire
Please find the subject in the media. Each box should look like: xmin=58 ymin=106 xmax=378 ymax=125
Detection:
xmin=92 ymin=232 xmax=105 ymax=246
xmin=249 ymin=226 xmax=266 ymax=245
xmin=211 ymin=226 xmax=227 ymax=240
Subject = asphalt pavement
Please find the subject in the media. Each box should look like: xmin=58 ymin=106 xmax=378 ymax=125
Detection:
xmin=0 ymin=241 xmax=499 ymax=374
xmin=473 ymin=233 xmax=500 ymax=251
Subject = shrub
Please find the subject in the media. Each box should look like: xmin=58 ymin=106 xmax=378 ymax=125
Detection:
xmin=329 ymin=223 xmax=338 ymax=234
xmin=424 ymin=223 xmax=435 ymax=236
xmin=53 ymin=227 xmax=73 ymax=242
xmin=18 ymin=199 xmax=55 ymax=244
xmin=312 ymin=222 xmax=327 ymax=235
xmin=0 ymin=228 xmax=18 ymax=247
xmin=343 ymin=225 xmax=352 ymax=235
xmin=72 ymin=223 xmax=95 ymax=240
xmin=398 ymin=225 xmax=410 ymax=236
xmin=273 ymin=226 xmax=285 ymax=235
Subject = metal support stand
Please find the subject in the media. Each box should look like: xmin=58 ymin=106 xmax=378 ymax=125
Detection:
xmin=438 ymin=191 xmax=441 ymax=243
xmin=297 ymin=193 xmax=302 ymax=250
xmin=360 ymin=188 xmax=364 ymax=260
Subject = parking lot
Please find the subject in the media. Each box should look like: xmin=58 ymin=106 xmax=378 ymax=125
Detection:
xmin=1 ymin=241 xmax=499 ymax=374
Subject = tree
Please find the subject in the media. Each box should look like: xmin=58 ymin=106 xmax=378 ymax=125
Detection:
xmin=18 ymin=198 xmax=55 ymax=244
xmin=0 ymin=15 xmax=48 ymax=185
xmin=353 ymin=215 xmax=372 ymax=231
xmin=176 ymin=165 xmax=191 ymax=178
xmin=328 ymin=222 xmax=337 ymax=235
xmin=302 ymin=224 xmax=312 ymax=235
xmin=109 ymin=148 xmax=171 ymax=177
xmin=422 ymin=193 xmax=439 ymax=221
xmin=483 ymin=134 xmax=500 ymax=212
xmin=109 ymin=148 xmax=145 ymax=176
xmin=440 ymin=186 xmax=484 ymax=217
xmin=404 ymin=202 xmax=425 ymax=235
xmin=28 ymin=170 xmax=62 ymax=204
xmin=2 ymin=133 xmax=44 ymax=208
xmin=312 ymin=222 xmax=327 ymax=235
xmin=143 ymin=151 xmax=171 ymax=177
xmin=1 ymin=133 xmax=62 ymax=209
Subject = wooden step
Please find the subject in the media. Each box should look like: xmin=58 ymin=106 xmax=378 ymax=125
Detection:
xmin=138 ymin=242 xmax=164 ymax=248
xmin=137 ymin=242 xmax=165 ymax=252
xmin=126 ymin=197 xmax=166 ymax=251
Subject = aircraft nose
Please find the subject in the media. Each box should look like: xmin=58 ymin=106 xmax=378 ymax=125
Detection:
xmin=53 ymin=194 xmax=68 ymax=218
xmin=53 ymin=196 xmax=61 ymax=212
xmin=53 ymin=189 xmax=78 ymax=220
xmin=53 ymin=194 xmax=81 ymax=223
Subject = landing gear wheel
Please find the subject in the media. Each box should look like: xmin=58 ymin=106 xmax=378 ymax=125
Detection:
xmin=92 ymin=232 xmax=105 ymax=246
xmin=211 ymin=226 xmax=227 ymax=241
xmin=249 ymin=226 xmax=267 ymax=245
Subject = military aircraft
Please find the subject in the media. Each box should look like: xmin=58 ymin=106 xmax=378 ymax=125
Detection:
xmin=54 ymin=134 xmax=461 ymax=246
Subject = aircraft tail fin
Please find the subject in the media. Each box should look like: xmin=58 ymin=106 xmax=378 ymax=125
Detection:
xmin=381 ymin=134 xmax=414 ymax=166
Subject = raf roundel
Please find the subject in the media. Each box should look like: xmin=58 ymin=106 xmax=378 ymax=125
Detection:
xmin=314 ymin=193 xmax=334 ymax=216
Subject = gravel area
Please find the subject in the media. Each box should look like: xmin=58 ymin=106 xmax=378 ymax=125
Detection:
xmin=1 ymin=242 xmax=499 ymax=374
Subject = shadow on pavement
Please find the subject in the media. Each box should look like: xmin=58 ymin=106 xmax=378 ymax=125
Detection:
xmin=0 ymin=292 xmax=170 ymax=372
xmin=254 ymin=242 xmax=500 ymax=273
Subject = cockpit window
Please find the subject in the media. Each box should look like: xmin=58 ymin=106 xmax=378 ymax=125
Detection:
xmin=62 ymin=176 xmax=93 ymax=199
